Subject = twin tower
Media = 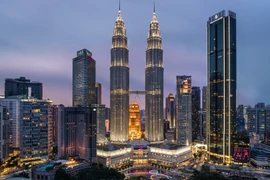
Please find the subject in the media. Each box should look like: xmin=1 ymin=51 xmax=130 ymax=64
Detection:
xmin=110 ymin=4 xmax=164 ymax=142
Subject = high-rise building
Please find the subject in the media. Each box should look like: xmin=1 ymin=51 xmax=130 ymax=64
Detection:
xmin=191 ymin=86 xmax=200 ymax=142
xmin=56 ymin=105 xmax=97 ymax=162
xmin=110 ymin=5 xmax=129 ymax=142
xmin=129 ymin=102 xmax=141 ymax=140
xmin=92 ymin=104 xmax=106 ymax=135
xmin=207 ymin=10 xmax=237 ymax=164
xmin=176 ymin=76 xmax=192 ymax=145
xmin=5 ymin=77 xmax=43 ymax=99
xmin=165 ymin=93 xmax=176 ymax=128
xmin=202 ymin=86 xmax=207 ymax=139
xmin=0 ymin=106 xmax=10 ymax=163
xmin=72 ymin=49 xmax=96 ymax=107
xmin=95 ymin=83 xmax=102 ymax=104
xmin=145 ymin=6 xmax=164 ymax=141
xmin=0 ymin=98 xmax=21 ymax=149
xmin=105 ymin=107 xmax=110 ymax=120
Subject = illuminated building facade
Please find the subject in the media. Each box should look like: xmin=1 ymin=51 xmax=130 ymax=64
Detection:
xmin=129 ymin=102 xmax=141 ymax=140
xmin=110 ymin=6 xmax=129 ymax=142
xmin=165 ymin=93 xmax=176 ymax=128
xmin=207 ymin=10 xmax=237 ymax=164
xmin=19 ymin=98 xmax=54 ymax=164
xmin=191 ymin=86 xmax=200 ymax=141
xmin=72 ymin=49 xmax=96 ymax=107
xmin=176 ymin=76 xmax=192 ymax=146
xmin=145 ymin=6 xmax=164 ymax=141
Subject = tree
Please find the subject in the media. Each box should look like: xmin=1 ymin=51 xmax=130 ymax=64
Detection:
xmin=75 ymin=166 xmax=125 ymax=180
xmin=193 ymin=172 xmax=227 ymax=180
xmin=54 ymin=167 xmax=72 ymax=180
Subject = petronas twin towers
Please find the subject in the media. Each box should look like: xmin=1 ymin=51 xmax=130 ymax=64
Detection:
xmin=110 ymin=4 xmax=164 ymax=142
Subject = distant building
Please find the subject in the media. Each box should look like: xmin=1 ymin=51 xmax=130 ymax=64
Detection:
xmin=95 ymin=83 xmax=102 ymax=104
xmin=191 ymin=87 xmax=200 ymax=142
xmin=105 ymin=108 xmax=110 ymax=120
xmin=202 ymin=86 xmax=206 ymax=139
xmin=73 ymin=49 xmax=96 ymax=107
xmin=129 ymin=102 xmax=141 ymax=140
xmin=92 ymin=104 xmax=106 ymax=135
xmin=5 ymin=76 xmax=43 ymax=99
xmin=176 ymin=75 xmax=192 ymax=146
xmin=165 ymin=93 xmax=175 ymax=128
xmin=105 ymin=120 xmax=110 ymax=133
xmin=0 ymin=106 xmax=10 ymax=163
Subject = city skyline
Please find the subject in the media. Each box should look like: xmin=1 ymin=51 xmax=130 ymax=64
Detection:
xmin=1 ymin=0 xmax=270 ymax=108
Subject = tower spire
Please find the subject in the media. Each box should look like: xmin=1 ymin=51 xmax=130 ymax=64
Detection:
xmin=119 ymin=0 xmax=121 ymax=13
xmin=151 ymin=1 xmax=157 ymax=23
xmin=153 ymin=1 xmax=155 ymax=15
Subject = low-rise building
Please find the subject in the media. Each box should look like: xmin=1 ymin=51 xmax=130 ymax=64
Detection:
xmin=32 ymin=160 xmax=90 ymax=180
xmin=97 ymin=140 xmax=192 ymax=169
xmin=250 ymin=143 xmax=270 ymax=169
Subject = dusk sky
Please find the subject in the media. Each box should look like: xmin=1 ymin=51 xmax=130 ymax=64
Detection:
xmin=1 ymin=0 xmax=270 ymax=108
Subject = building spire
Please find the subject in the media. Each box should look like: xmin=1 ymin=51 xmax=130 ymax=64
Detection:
xmin=119 ymin=0 xmax=121 ymax=13
xmin=151 ymin=1 xmax=157 ymax=23
xmin=153 ymin=1 xmax=155 ymax=15
xmin=116 ymin=0 xmax=123 ymax=22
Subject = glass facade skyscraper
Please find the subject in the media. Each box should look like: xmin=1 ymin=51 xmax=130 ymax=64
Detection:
xmin=72 ymin=49 xmax=96 ymax=107
xmin=110 ymin=8 xmax=129 ymax=142
xmin=207 ymin=10 xmax=237 ymax=164
xmin=145 ymin=8 xmax=164 ymax=141
xmin=176 ymin=76 xmax=192 ymax=145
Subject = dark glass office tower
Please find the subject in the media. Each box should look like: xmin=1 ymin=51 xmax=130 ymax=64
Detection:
xmin=145 ymin=7 xmax=164 ymax=141
xmin=5 ymin=77 xmax=43 ymax=99
xmin=207 ymin=10 xmax=237 ymax=164
xmin=165 ymin=93 xmax=175 ymax=128
xmin=95 ymin=82 xmax=102 ymax=104
xmin=191 ymin=86 xmax=200 ymax=142
xmin=110 ymin=7 xmax=129 ymax=142
xmin=72 ymin=49 xmax=96 ymax=107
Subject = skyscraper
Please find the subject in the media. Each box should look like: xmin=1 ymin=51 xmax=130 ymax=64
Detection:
xmin=202 ymin=86 xmax=207 ymax=139
xmin=110 ymin=5 xmax=129 ymax=142
xmin=191 ymin=86 xmax=200 ymax=142
xmin=176 ymin=76 xmax=192 ymax=145
xmin=5 ymin=76 xmax=43 ymax=99
xmin=145 ymin=5 xmax=164 ymax=141
xmin=165 ymin=93 xmax=176 ymax=128
xmin=207 ymin=10 xmax=237 ymax=164
xmin=95 ymin=82 xmax=102 ymax=104
xmin=72 ymin=49 xmax=96 ymax=107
